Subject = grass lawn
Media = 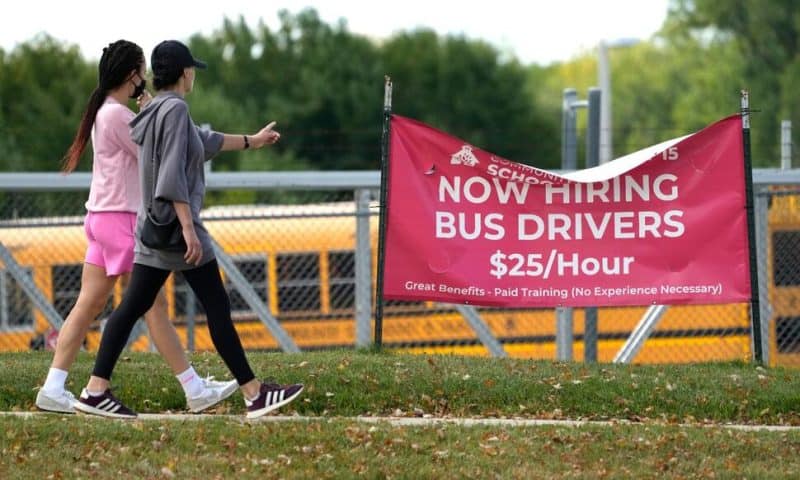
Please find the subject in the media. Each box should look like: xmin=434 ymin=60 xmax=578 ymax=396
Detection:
xmin=2 ymin=350 xmax=800 ymax=478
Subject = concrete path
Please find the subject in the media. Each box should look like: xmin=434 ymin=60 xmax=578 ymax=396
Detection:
xmin=2 ymin=411 xmax=798 ymax=432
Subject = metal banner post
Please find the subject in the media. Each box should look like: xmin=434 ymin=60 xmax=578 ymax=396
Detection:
xmin=741 ymin=90 xmax=763 ymax=364
xmin=374 ymin=76 xmax=393 ymax=347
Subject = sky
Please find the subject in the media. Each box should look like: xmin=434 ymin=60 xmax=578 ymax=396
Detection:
xmin=1 ymin=0 xmax=670 ymax=66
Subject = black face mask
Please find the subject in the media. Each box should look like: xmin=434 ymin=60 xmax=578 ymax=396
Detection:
xmin=130 ymin=78 xmax=146 ymax=99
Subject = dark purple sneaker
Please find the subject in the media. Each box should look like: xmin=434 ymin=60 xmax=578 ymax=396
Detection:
xmin=73 ymin=388 xmax=137 ymax=419
xmin=245 ymin=382 xmax=304 ymax=419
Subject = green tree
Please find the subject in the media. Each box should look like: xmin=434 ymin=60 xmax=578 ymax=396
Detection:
xmin=382 ymin=29 xmax=559 ymax=168
xmin=188 ymin=10 xmax=383 ymax=171
xmin=1 ymin=8 xmax=560 ymax=178
xmin=531 ymin=37 xmax=747 ymax=166
xmin=187 ymin=9 xmax=557 ymax=171
xmin=0 ymin=35 xmax=95 ymax=172
xmin=663 ymin=0 xmax=799 ymax=166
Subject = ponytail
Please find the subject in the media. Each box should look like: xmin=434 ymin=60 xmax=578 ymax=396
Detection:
xmin=61 ymin=87 xmax=106 ymax=173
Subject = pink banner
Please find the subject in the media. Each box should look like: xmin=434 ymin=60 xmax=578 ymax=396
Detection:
xmin=382 ymin=115 xmax=751 ymax=307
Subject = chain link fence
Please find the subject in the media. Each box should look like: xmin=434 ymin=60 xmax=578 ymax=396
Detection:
xmin=0 ymin=171 xmax=798 ymax=366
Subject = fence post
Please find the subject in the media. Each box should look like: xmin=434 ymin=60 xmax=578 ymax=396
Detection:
xmin=355 ymin=188 xmax=373 ymax=348
xmin=781 ymin=120 xmax=791 ymax=170
xmin=754 ymin=186 xmax=771 ymax=365
xmin=583 ymin=87 xmax=601 ymax=363
xmin=557 ymin=88 xmax=583 ymax=361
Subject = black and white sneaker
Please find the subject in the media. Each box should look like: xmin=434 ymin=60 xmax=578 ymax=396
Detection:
xmin=73 ymin=388 xmax=137 ymax=419
xmin=245 ymin=382 xmax=304 ymax=419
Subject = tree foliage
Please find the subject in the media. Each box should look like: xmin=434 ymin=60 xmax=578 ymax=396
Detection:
xmin=2 ymin=4 xmax=797 ymax=177
xmin=0 ymin=9 xmax=557 ymax=175
xmin=530 ymin=0 xmax=795 ymax=168
xmin=0 ymin=35 xmax=95 ymax=172
xmin=381 ymin=29 xmax=559 ymax=166
xmin=658 ymin=0 xmax=800 ymax=165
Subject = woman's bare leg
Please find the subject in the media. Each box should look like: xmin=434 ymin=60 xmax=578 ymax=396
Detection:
xmin=50 ymin=263 xmax=117 ymax=371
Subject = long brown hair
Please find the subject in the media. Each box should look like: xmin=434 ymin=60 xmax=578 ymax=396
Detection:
xmin=61 ymin=40 xmax=144 ymax=173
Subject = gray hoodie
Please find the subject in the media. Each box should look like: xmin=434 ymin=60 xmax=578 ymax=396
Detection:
xmin=129 ymin=92 xmax=223 ymax=271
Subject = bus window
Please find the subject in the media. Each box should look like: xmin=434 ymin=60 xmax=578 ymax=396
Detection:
xmin=772 ymin=231 xmax=800 ymax=286
xmin=226 ymin=256 xmax=268 ymax=313
xmin=173 ymin=258 xmax=269 ymax=319
xmin=329 ymin=251 xmax=355 ymax=311
xmin=277 ymin=252 xmax=321 ymax=313
xmin=776 ymin=316 xmax=800 ymax=353
xmin=0 ymin=269 xmax=33 ymax=330
xmin=52 ymin=264 xmax=112 ymax=320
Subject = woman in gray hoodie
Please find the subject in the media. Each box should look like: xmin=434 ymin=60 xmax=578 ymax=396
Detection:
xmin=74 ymin=40 xmax=303 ymax=419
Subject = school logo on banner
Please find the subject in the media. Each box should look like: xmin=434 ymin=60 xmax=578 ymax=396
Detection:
xmin=450 ymin=145 xmax=480 ymax=167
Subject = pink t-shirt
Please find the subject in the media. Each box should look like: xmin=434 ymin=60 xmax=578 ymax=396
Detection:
xmin=85 ymin=98 xmax=141 ymax=213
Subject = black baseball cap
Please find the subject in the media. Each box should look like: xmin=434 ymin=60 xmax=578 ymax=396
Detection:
xmin=151 ymin=40 xmax=207 ymax=73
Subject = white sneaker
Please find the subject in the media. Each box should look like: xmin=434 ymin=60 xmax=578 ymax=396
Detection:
xmin=35 ymin=388 xmax=77 ymax=414
xmin=186 ymin=377 xmax=238 ymax=413
xmin=203 ymin=376 xmax=239 ymax=392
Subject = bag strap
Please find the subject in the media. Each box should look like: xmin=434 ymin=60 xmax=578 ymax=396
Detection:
xmin=146 ymin=99 xmax=174 ymax=214
xmin=147 ymin=133 xmax=159 ymax=214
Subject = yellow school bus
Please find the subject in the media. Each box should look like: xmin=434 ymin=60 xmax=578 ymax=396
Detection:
xmin=766 ymin=190 xmax=800 ymax=367
xmin=0 ymin=202 xmax=762 ymax=364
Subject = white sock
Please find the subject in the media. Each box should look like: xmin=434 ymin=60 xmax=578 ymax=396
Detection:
xmin=245 ymin=385 xmax=261 ymax=403
xmin=177 ymin=367 xmax=205 ymax=399
xmin=42 ymin=368 xmax=68 ymax=394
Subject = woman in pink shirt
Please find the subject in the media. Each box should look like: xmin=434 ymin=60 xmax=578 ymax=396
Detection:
xmin=36 ymin=40 xmax=236 ymax=414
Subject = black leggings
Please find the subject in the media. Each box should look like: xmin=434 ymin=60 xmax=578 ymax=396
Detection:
xmin=92 ymin=260 xmax=256 ymax=385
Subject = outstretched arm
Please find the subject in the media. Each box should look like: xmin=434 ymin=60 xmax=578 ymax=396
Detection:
xmin=220 ymin=121 xmax=281 ymax=151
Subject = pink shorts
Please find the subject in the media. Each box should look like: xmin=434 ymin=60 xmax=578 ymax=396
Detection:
xmin=84 ymin=211 xmax=137 ymax=276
